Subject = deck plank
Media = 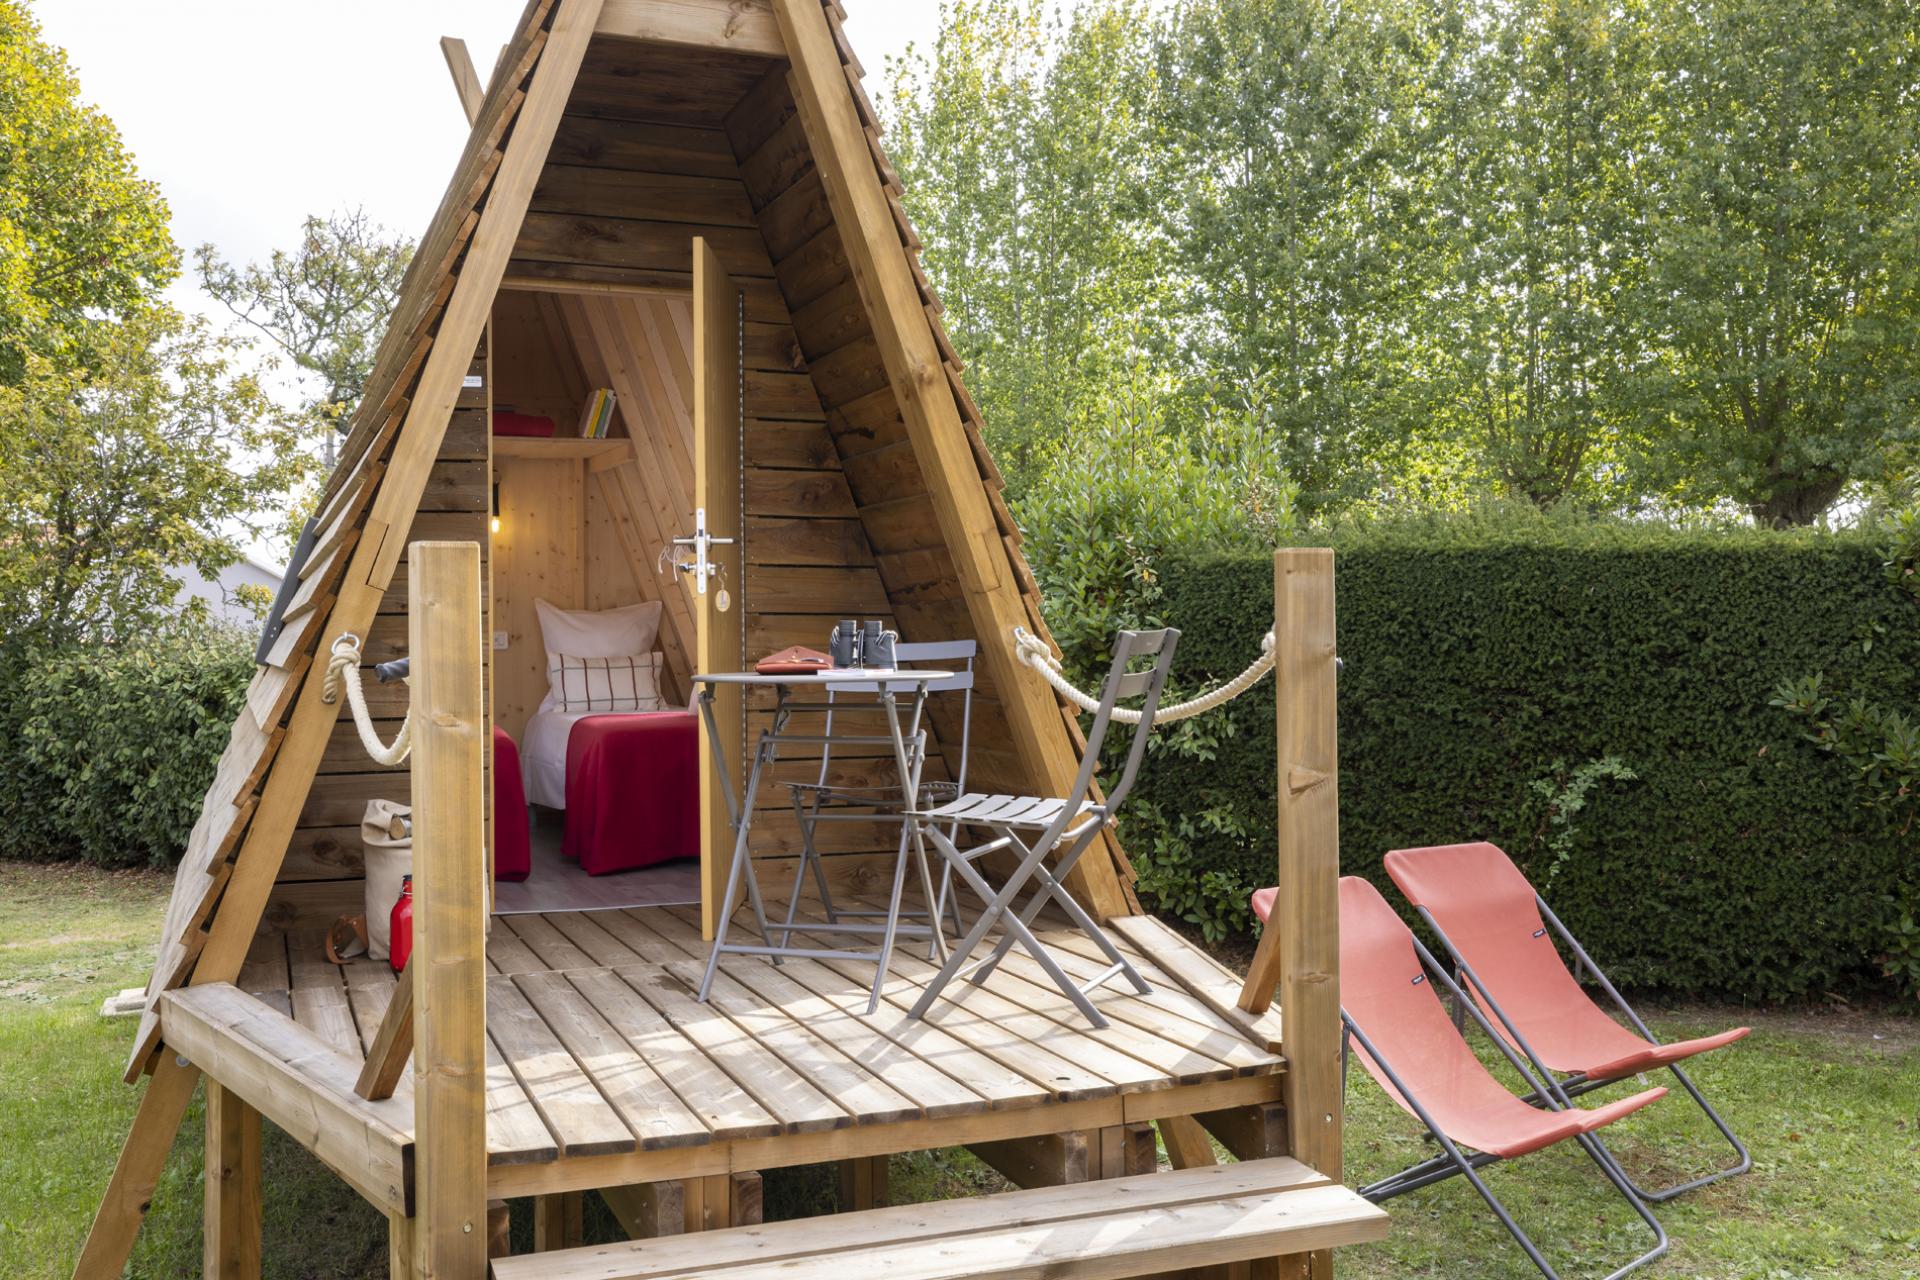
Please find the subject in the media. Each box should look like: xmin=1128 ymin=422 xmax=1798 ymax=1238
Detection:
xmin=514 ymin=970 xmax=711 ymax=1150
xmin=612 ymin=965 xmax=852 ymax=1133
xmin=487 ymin=975 xmax=635 ymax=1158
xmin=768 ymin=958 xmax=1054 ymax=1111
xmin=1102 ymin=917 xmax=1285 ymax=1052
xmin=667 ymin=962 xmax=922 ymax=1125
xmin=542 ymin=910 xmax=655 ymax=966
xmin=496 ymin=913 xmax=597 ymax=970
xmin=709 ymin=956 xmax=989 ymax=1119
xmin=565 ymin=967 xmax=783 ymax=1141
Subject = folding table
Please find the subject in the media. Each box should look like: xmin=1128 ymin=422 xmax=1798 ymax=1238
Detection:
xmin=691 ymin=668 xmax=953 ymax=1014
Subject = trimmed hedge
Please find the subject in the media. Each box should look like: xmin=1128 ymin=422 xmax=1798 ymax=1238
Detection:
xmin=1110 ymin=522 xmax=1920 ymax=1002
xmin=0 ymin=622 xmax=253 ymax=869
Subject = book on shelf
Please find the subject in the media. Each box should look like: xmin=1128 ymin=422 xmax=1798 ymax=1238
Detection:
xmin=576 ymin=387 xmax=617 ymax=439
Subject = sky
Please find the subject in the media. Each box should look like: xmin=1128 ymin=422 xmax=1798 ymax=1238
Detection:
xmin=35 ymin=1 xmax=945 ymax=326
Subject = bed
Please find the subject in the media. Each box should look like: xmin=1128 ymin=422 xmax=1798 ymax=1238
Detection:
xmin=520 ymin=708 xmax=698 ymax=875
xmin=517 ymin=599 xmax=698 ymax=875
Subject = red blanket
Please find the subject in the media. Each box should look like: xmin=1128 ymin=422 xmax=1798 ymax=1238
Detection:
xmin=561 ymin=712 xmax=699 ymax=876
xmin=493 ymin=727 xmax=531 ymax=882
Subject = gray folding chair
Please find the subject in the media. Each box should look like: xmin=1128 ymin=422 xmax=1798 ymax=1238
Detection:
xmin=778 ymin=639 xmax=976 ymax=950
xmin=906 ymin=628 xmax=1179 ymax=1029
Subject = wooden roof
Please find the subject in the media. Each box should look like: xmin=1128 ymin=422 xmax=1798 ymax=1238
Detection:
xmin=127 ymin=0 xmax=1134 ymax=1081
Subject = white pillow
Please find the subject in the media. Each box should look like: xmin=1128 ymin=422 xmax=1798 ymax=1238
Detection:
xmin=548 ymin=653 xmax=665 ymax=713
xmin=533 ymin=599 xmax=662 ymax=711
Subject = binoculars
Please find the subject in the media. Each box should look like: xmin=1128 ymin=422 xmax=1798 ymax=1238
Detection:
xmin=830 ymin=619 xmax=897 ymax=670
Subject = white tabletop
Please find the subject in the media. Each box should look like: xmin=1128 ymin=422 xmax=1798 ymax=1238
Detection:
xmin=691 ymin=669 xmax=954 ymax=687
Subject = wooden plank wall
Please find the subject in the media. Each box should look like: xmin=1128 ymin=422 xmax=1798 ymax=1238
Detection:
xmin=498 ymin=34 xmax=936 ymax=876
xmin=268 ymin=342 xmax=490 ymax=925
xmin=720 ymin=67 xmax=1030 ymax=793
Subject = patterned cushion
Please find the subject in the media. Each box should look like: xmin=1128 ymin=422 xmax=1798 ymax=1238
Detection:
xmin=548 ymin=652 xmax=665 ymax=713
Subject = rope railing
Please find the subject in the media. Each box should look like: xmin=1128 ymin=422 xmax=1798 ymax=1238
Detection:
xmin=321 ymin=634 xmax=412 ymax=766
xmin=1011 ymin=626 xmax=1276 ymax=725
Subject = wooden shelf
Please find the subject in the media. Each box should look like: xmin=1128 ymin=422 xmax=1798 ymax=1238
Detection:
xmin=490 ymin=436 xmax=634 ymax=461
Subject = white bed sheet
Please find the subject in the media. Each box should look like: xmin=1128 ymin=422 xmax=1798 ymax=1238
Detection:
xmin=521 ymin=708 xmax=652 ymax=810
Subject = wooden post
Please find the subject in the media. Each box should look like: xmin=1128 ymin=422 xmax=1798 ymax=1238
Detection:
xmin=202 ymin=1082 xmax=260 ymax=1280
xmin=533 ymin=1193 xmax=583 ymax=1252
xmin=838 ymin=1156 xmax=890 ymax=1210
xmin=1240 ymin=548 xmax=1342 ymax=1280
xmin=409 ymin=541 xmax=488 ymax=1280
xmin=485 ymin=1202 xmax=512 ymax=1260
xmin=389 ymin=1214 xmax=418 ymax=1280
xmin=72 ymin=1056 xmax=201 ymax=1280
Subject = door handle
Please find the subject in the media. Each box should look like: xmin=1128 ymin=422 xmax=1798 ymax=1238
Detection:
xmin=668 ymin=507 xmax=735 ymax=604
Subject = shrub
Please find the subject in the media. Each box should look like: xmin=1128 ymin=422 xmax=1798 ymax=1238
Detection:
xmin=0 ymin=619 xmax=253 ymax=868
xmin=1042 ymin=508 xmax=1920 ymax=1001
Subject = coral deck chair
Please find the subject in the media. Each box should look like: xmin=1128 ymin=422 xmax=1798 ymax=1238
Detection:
xmin=1385 ymin=842 xmax=1751 ymax=1200
xmin=1270 ymin=878 xmax=1670 ymax=1280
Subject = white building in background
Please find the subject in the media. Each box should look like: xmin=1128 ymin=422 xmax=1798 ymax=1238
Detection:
xmin=168 ymin=555 xmax=283 ymax=628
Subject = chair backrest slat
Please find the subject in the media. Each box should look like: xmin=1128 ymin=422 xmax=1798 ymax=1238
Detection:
xmin=1051 ymin=629 xmax=1179 ymax=842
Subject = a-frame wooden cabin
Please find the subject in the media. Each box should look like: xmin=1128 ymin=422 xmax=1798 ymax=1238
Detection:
xmin=76 ymin=3 xmax=1382 ymax=1277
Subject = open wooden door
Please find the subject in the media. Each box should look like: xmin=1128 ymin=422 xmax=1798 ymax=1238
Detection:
xmin=692 ymin=237 xmax=744 ymax=939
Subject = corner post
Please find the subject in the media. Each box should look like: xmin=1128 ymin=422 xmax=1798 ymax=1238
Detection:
xmin=203 ymin=1081 xmax=260 ymax=1280
xmin=409 ymin=541 xmax=488 ymax=1279
xmin=1247 ymin=548 xmax=1342 ymax=1280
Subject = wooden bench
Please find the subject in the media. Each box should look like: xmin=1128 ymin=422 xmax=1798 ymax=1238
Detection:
xmin=490 ymin=1156 xmax=1387 ymax=1279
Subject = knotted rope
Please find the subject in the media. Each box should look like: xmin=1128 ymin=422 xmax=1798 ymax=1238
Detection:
xmin=1011 ymin=626 xmax=1276 ymax=725
xmin=321 ymin=634 xmax=412 ymax=766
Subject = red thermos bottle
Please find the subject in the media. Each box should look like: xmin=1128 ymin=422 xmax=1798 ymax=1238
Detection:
xmin=389 ymin=875 xmax=413 ymax=974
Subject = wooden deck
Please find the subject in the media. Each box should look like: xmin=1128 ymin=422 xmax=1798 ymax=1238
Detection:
xmin=236 ymin=901 xmax=1286 ymax=1197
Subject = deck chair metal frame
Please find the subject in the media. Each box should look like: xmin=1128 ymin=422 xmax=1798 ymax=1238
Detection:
xmin=905 ymin=628 xmax=1180 ymax=1029
xmin=779 ymin=639 xmax=977 ymax=951
xmin=1388 ymin=844 xmax=1752 ymax=1202
xmin=1342 ymin=894 xmax=1670 ymax=1280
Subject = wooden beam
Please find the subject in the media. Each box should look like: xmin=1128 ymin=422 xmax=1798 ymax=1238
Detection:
xmin=594 ymin=0 xmax=783 ymax=57
xmin=1158 ymin=1115 xmax=1218 ymax=1171
xmin=203 ymin=1082 xmax=262 ymax=1280
xmin=389 ymin=1213 xmax=418 ymax=1280
xmin=968 ymin=1132 xmax=1089 ymax=1188
xmin=354 ymin=957 xmax=414 ymax=1101
xmin=767 ymin=0 xmax=1128 ymax=919
xmin=156 ymin=985 xmax=413 ymax=1215
xmin=1197 ymin=1102 xmax=1289 ymax=1164
xmin=598 ymin=1183 xmax=683 ymax=1239
xmin=408 ymin=542 xmax=490 ymax=1279
xmin=534 ymin=1192 xmax=584 ymax=1251
xmin=1260 ymin=547 xmax=1342 ymax=1280
xmin=488 ymin=1200 xmax=513 ymax=1260
xmin=441 ymin=37 xmax=485 ymax=125
xmin=71 ymin=1057 xmax=201 ymax=1280
xmin=837 ymin=1156 xmax=889 ymax=1210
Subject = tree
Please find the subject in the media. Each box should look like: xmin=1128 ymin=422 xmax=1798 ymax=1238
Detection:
xmin=195 ymin=208 xmax=414 ymax=464
xmin=0 ymin=307 xmax=308 ymax=649
xmin=884 ymin=0 xmax=1170 ymax=489
xmin=1152 ymin=0 xmax=1454 ymax=514
xmin=1631 ymin=0 xmax=1920 ymax=525
xmin=0 ymin=0 xmax=177 ymax=382
xmin=1425 ymin=0 xmax=1660 ymax=508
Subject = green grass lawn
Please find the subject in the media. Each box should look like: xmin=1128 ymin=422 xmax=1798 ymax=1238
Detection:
xmin=4 ymin=861 xmax=1915 ymax=1278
